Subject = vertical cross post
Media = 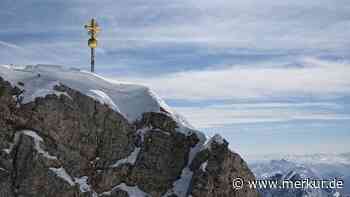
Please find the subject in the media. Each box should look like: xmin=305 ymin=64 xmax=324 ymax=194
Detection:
xmin=91 ymin=48 xmax=95 ymax=72
xmin=84 ymin=18 xmax=100 ymax=73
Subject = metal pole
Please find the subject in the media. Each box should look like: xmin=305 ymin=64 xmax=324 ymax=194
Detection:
xmin=91 ymin=48 xmax=95 ymax=72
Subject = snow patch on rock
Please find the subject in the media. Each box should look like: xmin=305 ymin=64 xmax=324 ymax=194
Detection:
xmin=163 ymin=167 xmax=193 ymax=197
xmin=111 ymin=147 xmax=141 ymax=168
xmin=26 ymin=80 xmax=71 ymax=103
xmin=22 ymin=130 xmax=58 ymax=160
xmin=3 ymin=130 xmax=57 ymax=160
xmin=113 ymin=183 xmax=150 ymax=197
xmin=200 ymin=161 xmax=208 ymax=172
xmin=87 ymin=89 xmax=121 ymax=113
xmin=0 ymin=167 xmax=7 ymax=172
xmin=74 ymin=176 xmax=92 ymax=193
xmin=163 ymin=141 xmax=204 ymax=197
xmin=136 ymin=127 xmax=152 ymax=143
xmin=49 ymin=167 xmax=75 ymax=186
xmin=50 ymin=167 xmax=98 ymax=196
xmin=2 ymin=132 xmax=21 ymax=154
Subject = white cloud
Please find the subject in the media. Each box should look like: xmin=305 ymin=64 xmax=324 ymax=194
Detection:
xmin=96 ymin=0 xmax=350 ymax=51
xmin=173 ymin=102 xmax=350 ymax=128
xmin=109 ymin=58 xmax=350 ymax=128
xmin=1 ymin=0 xmax=350 ymax=67
xmin=115 ymin=58 xmax=350 ymax=100
xmin=0 ymin=40 xmax=23 ymax=50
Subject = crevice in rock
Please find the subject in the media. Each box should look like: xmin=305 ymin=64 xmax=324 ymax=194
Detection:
xmin=10 ymin=134 xmax=21 ymax=197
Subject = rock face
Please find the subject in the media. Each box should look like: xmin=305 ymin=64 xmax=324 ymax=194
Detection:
xmin=190 ymin=138 xmax=258 ymax=197
xmin=0 ymin=66 xmax=258 ymax=197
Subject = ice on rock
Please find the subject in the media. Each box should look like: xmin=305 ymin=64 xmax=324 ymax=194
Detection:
xmin=22 ymin=130 xmax=58 ymax=160
xmin=74 ymin=176 xmax=92 ymax=193
xmin=50 ymin=167 xmax=98 ymax=196
xmin=200 ymin=161 xmax=208 ymax=172
xmin=87 ymin=89 xmax=121 ymax=113
xmin=3 ymin=130 xmax=57 ymax=160
xmin=113 ymin=183 xmax=150 ymax=197
xmin=111 ymin=147 xmax=141 ymax=168
xmin=49 ymin=167 xmax=75 ymax=186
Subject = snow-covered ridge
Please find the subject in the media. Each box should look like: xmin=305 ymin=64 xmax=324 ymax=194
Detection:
xmin=0 ymin=64 xmax=166 ymax=122
xmin=0 ymin=64 xmax=205 ymax=142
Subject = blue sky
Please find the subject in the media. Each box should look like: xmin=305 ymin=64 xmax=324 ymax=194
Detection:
xmin=1 ymin=0 xmax=350 ymax=157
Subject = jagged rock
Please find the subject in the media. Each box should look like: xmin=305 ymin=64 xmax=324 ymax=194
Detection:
xmin=189 ymin=139 xmax=258 ymax=197
xmin=0 ymin=65 xmax=258 ymax=197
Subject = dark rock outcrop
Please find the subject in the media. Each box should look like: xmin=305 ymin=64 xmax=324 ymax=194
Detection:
xmin=0 ymin=76 xmax=258 ymax=197
xmin=189 ymin=139 xmax=257 ymax=197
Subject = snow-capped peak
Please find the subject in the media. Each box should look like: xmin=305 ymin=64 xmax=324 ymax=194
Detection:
xmin=0 ymin=64 xmax=205 ymax=142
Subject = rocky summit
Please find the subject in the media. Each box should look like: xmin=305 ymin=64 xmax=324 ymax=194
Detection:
xmin=0 ymin=65 xmax=258 ymax=197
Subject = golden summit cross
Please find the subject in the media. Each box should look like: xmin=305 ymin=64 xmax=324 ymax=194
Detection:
xmin=84 ymin=18 xmax=101 ymax=73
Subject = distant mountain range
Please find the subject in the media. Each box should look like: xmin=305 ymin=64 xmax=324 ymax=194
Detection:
xmin=248 ymin=153 xmax=350 ymax=197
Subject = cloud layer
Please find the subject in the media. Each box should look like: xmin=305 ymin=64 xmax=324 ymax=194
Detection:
xmin=1 ymin=0 xmax=350 ymax=155
xmin=111 ymin=58 xmax=350 ymax=129
xmin=1 ymin=0 xmax=350 ymax=72
xmin=116 ymin=58 xmax=350 ymax=100
xmin=174 ymin=102 xmax=350 ymax=128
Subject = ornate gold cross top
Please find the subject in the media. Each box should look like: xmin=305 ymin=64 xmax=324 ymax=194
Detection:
xmin=84 ymin=18 xmax=101 ymax=72
xmin=85 ymin=18 xmax=100 ymax=39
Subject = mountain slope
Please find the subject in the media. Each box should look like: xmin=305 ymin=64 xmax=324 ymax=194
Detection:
xmin=0 ymin=64 xmax=257 ymax=197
